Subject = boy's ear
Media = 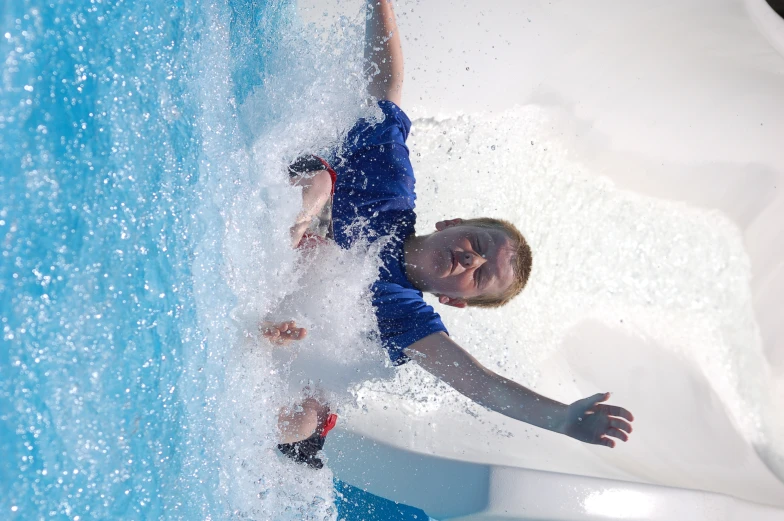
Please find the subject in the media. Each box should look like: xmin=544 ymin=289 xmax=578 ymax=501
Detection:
xmin=435 ymin=218 xmax=463 ymax=231
xmin=438 ymin=295 xmax=467 ymax=309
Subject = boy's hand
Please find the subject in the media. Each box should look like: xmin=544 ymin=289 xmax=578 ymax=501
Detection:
xmin=562 ymin=393 xmax=634 ymax=448
xmin=260 ymin=320 xmax=307 ymax=346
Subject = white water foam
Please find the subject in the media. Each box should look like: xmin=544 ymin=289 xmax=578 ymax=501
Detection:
xmin=182 ymin=2 xmax=402 ymax=518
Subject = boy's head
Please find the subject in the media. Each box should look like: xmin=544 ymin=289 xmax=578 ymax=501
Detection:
xmin=404 ymin=217 xmax=532 ymax=309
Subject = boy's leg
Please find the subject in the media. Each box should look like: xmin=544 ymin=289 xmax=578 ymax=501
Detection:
xmin=278 ymin=396 xmax=330 ymax=444
xmin=262 ymin=322 xmax=338 ymax=468
xmin=277 ymin=396 xmax=338 ymax=469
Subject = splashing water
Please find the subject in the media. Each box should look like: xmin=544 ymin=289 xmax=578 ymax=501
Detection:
xmin=1 ymin=0 xmax=390 ymax=519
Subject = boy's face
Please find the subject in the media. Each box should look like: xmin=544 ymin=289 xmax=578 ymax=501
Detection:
xmin=409 ymin=219 xmax=517 ymax=307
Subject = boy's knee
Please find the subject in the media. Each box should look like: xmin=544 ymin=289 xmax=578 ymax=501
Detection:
xmin=278 ymin=397 xmax=329 ymax=443
xmin=301 ymin=397 xmax=329 ymax=427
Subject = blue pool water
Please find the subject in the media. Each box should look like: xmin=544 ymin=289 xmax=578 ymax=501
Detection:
xmin=335 ymin=480 xmax=430 ymax=521
xmin=1 ymin=0 xmax=422 ymax=519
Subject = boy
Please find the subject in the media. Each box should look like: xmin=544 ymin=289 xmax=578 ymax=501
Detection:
xmin=267 ymin=0 xmax=633 ymax=468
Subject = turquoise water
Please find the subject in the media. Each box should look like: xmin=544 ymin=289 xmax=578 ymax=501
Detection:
xmin=0 ymin=0 xmax=425 ymax=519
xmin=2 ymin=1 xmax=207 ymax=518
xmin=335 ymin=480 xmax=430 ymax=521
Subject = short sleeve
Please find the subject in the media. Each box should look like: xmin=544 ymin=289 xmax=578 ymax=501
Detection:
xmin=340 ymin=100 xmax=412 ymax=158
xmin=372 ymin=281 xmax=449 ymax=365
xmin=331 ymin=101 xmax=418 ymax=247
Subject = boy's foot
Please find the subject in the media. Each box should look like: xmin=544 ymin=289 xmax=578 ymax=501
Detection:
xmin=277 ymin=413 xmax=338 ymax=469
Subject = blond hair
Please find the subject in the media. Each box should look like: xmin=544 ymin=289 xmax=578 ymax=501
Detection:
xmin=459 ymin=217 xmax=532 ymax=308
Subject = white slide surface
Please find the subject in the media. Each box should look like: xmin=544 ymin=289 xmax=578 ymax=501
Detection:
xmin=300 ymin=1 xmax=784 ymax=519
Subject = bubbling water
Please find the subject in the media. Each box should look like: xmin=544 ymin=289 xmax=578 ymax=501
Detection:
xmin=185 ymin=1 xmax=394 ymax=518
xmin=1 ymin=0 xmax=388 ymax=518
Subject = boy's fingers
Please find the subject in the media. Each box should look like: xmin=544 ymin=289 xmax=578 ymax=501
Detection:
xmin=607 ymin=427 xmax=628 ymax=442
xmin=599 ymin=404 xmax=634 ymax=422
xmin=599 ymin=437 xmax=616 ymax=448
xmin=260 ymin=321 xmax=305 ymax=343
xmin=586 ymin=392 xmax=608 ymax=404
xmin=609 ymin=418 xmax=632 ymax=433
xmin=579 ymin=393 xmax=608 ymax=409
xmin=281 ymin=326 xmax=307 ymax=340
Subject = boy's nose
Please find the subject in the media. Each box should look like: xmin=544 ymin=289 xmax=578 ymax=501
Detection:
xmin=460 ymin=251 xmax=485 ymax=268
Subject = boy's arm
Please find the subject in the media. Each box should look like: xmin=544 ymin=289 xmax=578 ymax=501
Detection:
xmin=404 ymin=333 xmax=634 ymax=447
xmin=289 ymin=164 xmax=333 ymax=247
xmin=365 ymin=0 xmax=404 ymax=107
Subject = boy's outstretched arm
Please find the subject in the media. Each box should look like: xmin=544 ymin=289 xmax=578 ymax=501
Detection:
xmin=404 ymin=333 xmax=634 ymax=448
xmin=365 ymin=0 xmax=404 ymax=106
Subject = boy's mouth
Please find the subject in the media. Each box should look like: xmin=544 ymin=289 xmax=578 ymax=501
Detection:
xmin=449 ymin=249 xmax=458 ymax=274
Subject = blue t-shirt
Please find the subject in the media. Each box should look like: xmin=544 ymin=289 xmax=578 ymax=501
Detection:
xmin=330 ymin=101 xmax=448 ymax=365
